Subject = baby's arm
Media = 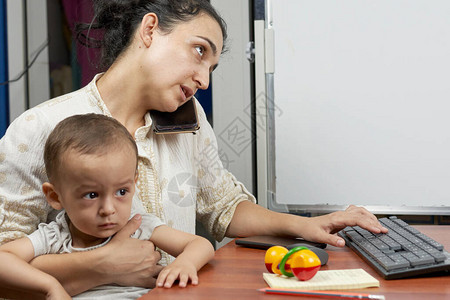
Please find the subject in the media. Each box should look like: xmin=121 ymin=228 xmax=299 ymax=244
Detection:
xmin=0 ymin=237 xmax=70 ymax=299
xmin=150 ymin=225 xmax=215 ymax=288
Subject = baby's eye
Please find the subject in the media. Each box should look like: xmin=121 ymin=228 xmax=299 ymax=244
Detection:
xmin=84 ymin=192 xmax=98 ymax=200
xmin=115 ymin=189 xmax=128 ymax=197
xmin=195 ymin=46 xmax=204 ymax=57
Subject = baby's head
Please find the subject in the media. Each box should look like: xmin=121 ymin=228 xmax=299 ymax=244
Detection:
xmin=43 ymin=114 xmax=138 ymax=246
xmin=44 ymin=114 xmax=137 ymax=182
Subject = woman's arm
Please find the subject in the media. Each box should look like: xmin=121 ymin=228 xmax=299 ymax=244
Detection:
xmin=30 ymin=215 xmax=163 ymax=296
xmin=193 ymin=102 xmax=385 ymax=245
xmin=0 ymin=110 xmax=54 ymax=246
xmin=150 ymin=225 xmax=215 ymax=288
xmin=225 ymin=201 xmax=387 ymax=247
xmin=0 ymin=238 xmax=70 ymax=299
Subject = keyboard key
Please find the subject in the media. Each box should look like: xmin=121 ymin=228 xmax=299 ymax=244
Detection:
xmin=371 ymin=239 xmax=390 ymax=251
xmin=382 ymin=249 xmax=395 ymax=255
xmin=387 ymin=253 xmax=410 ymax=269
xmin=354 ymin=226 xmax=375 ymax=239
xmin=401 ymin=252 xmax=435 ymax=267
xmin=345 ymin=230 xmax=364 ymax=242
xmin=378 ymin=235 xmax=402 ymax=251
xmin=416 ymin=233 xmax=444 ymax=251
xmin=375 ymin=255 xmax=409 ymax=271
xmin=405 ymin=226 xmax=420 ymax=235
xmin=359 ymin=241 xmax=379 ymax=254
xmin=427 ymin=250 xmax=447 ymax=263
xmin=390 ymin=217 xmax=409 ymax=227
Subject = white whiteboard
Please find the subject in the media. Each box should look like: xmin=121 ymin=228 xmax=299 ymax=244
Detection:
xmin=272 ymin=0 xmax=450 ymax=213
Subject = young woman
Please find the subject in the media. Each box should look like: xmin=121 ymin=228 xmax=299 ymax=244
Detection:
xmin=0 ymin=0 xmax=386 ymax=296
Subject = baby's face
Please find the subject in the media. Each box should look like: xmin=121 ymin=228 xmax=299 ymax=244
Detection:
xmin=54 ymin=146 xmax=137 ymax=248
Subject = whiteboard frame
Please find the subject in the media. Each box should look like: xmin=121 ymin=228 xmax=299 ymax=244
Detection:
xmin=261 ymin=0 xmax=450 ymax=216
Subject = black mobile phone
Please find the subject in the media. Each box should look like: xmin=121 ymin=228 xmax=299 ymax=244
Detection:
xmin=150 ymin=99 xmax=200 ymax=134
xmin=235 ymin=235 xmax=327 ymax=249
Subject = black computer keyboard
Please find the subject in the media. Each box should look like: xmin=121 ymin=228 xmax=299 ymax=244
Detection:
xmin=338 ymin=216 xmax=450 ymax=279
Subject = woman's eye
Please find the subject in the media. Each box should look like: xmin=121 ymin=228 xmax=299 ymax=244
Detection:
xmin=83 ymin=192 xmax=98 ymax=200
xmin=115 ymin=189 xmax=128 ymax=197
xmin=195 ymin=46 xmax=204 ymax=57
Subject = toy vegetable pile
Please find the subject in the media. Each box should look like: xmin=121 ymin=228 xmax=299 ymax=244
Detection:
xmin=264 ymin=246 xmax=321 ymax=281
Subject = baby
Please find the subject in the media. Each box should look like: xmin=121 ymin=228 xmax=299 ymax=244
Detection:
xmin=0 ymin=114 xmax=214 ymax=299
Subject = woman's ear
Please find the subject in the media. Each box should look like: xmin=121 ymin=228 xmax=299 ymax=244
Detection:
xmin=139 ymin=13 xmax=159 ymax=47
xmin=42 ymin=182 xmax=63 ymax=210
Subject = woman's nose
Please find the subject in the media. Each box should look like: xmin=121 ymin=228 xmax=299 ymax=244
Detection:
xmin=194 ymin=66 xmax=210 ymax=90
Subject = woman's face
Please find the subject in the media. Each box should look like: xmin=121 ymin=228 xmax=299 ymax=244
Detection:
xmin=138 ymin=13 xmax=224 ymax=112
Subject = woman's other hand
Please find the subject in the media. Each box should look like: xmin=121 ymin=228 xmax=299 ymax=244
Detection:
xmin=98 ymin=214 xmax=163 ymax=288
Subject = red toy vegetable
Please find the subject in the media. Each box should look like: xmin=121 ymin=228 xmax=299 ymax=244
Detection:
xmin=265 ymin=246 xmax=321 ymax=281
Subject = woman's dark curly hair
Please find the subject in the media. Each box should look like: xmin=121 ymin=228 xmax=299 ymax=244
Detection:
xmin=75 ymin=0 xmax=228 ymax=70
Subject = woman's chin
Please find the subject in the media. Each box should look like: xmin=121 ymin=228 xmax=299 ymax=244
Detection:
xmin=164 ymin=102 xmax=182 ymax=113
xmin=166 ymin=106 xmax=179 ymax=113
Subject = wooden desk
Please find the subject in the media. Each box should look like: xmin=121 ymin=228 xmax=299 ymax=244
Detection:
xmin=140 ymin=226 xmax=449 ymax=300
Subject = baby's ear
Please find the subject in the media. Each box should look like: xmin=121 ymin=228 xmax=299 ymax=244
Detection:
xmin=42 ymin=182 xmax=63 ymax=210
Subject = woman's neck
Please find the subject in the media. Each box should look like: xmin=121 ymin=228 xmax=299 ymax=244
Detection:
xmin=96 ymin=66 xmax=147 ymax=136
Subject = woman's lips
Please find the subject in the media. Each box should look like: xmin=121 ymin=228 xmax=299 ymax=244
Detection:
xmin=180 ymin=85 xmax=194 ymax=102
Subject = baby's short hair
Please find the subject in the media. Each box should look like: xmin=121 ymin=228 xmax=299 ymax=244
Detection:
xmin=44 ymin=114 xmax=138 ymax=181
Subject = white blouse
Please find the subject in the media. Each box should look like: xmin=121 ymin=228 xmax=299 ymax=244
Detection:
xmin=0 ymin=74 xmax=256 ymax=253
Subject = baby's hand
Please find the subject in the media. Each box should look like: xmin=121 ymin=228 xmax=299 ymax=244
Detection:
xmin=156 ymin=260 xmax=198 ymax=288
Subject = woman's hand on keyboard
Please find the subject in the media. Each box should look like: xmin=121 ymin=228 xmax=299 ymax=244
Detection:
xmin=297 ymin=205 xmax=388 ymax=247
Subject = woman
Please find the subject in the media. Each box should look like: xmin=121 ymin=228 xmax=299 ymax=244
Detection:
xmin=0 ymin=0 xmax=386 ymax=297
